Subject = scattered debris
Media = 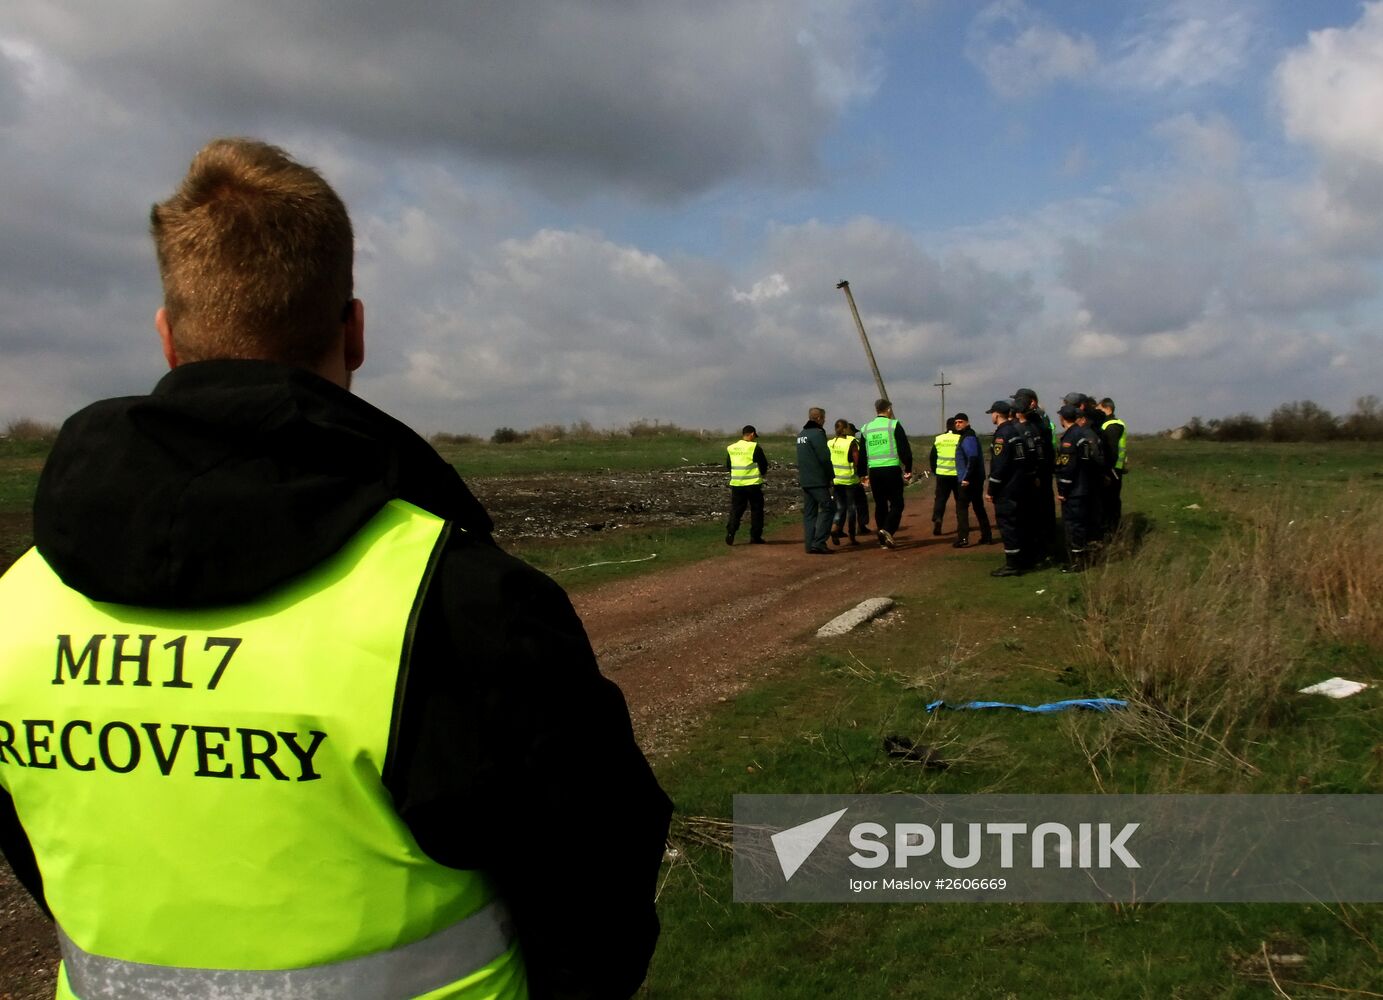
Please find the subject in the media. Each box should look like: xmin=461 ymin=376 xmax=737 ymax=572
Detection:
xmin=926 ymin=697 xmax=1128 ymax=714
xmin=816 ymin=597 xmax=896 ymax=638
xmin=1297 ymin=677 xmax=1370 ymax=699
xmin=1185 ymin=503 xmax=1202 ymax=510
xmin=882 ymin=734 xmax=950 ymax=769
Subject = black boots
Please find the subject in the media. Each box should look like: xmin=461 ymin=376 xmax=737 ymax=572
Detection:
xmin=990 ymin=552 xmax=1023 ymax=577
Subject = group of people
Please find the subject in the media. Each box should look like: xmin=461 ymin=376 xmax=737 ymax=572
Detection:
xmin=974 ymin=389 xmax=1127 ymax=576
xmin=726 ymin=388 xmax=1127 ymax=577
xmin=726 ymin=398 xmax=917 ymax=553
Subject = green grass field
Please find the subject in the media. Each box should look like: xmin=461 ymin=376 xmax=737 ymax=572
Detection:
xmin=3 ymin=434 xmax=1380 ymax=997
xmin=644 ymin=438 xmax=1383 ymax=999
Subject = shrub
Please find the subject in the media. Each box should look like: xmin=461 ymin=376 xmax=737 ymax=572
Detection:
xmin=429 ymin=432 xmax=481 ymax=446
xmin=3 ymin=418 xmax=60 ymax=443
xmin=490 ymin=427 xmax=526 ymax=444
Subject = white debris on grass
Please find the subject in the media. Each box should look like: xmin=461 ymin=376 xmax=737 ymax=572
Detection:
xmin=817 ymin=598 xmax=895 ymax=638
xmin=1298 ymin=677 xmax=1370 ymax=699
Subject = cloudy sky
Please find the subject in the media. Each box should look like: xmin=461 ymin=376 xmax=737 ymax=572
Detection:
xmin=3 ymin=0 xmax=1381 ymax=436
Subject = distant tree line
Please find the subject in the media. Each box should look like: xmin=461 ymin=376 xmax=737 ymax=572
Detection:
xmin=1179 ymin=396 xmax=1383 ymax=442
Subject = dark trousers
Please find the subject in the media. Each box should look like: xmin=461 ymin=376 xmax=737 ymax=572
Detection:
xmin=992 ymin=487 xmax=1023 ymax=555
xmin=960 ymin=480 xmax=990 ymax=540
xmin=869 ymin=467 xmax=905 ymax=534
xmin=1062 ymin=494 xmax=1091 ymax=558
xmin=1017 ymin=476 xmax=1046 ymax=566
xmin=727 ymin=485 xmax=764 ymax=542
xmin=1036 ymin=470 xmax=1060 ymax=556
xmin=832 ymin=483 xmax=864 ymax=537
xmin=851 ymin=483 xmax=870 ymax=530
xmin=932 ymin=476 xmax=961 ymax=526
xmin=801 ymin=486 xmax=835 ymax=551
xmin=1104 ymin=471 xmax=1123 ymax=535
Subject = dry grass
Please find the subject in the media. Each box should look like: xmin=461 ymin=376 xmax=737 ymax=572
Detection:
xmin=1073 ymin=489 xmax=1383 ymax=773
xmin=1278 ymin=498 xmax=1383 ymax=648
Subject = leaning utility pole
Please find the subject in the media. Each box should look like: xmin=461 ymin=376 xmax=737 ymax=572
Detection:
xmin=934 ymin=371 xmax=952 ymax=430
xmin=835 ymin=280 xmax=888 ymax=402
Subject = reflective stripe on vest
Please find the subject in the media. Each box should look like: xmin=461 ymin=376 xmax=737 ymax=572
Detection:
xmin=1105 ymin=418 xmax=1127 ymax=470
xmin=862 ymin=417 xmax=900 ymax=469
xmin=933 ymin=432 xmax=959 ymax=477
xmin=57 ymin=900 xmax=514 ymax=1000
xmin=826 ymin=436 xmax=859 ymax=485
xmin=727 ymin=439 xmax=761 ymax=486
xmin=0 ymin=500 xmax=527 ymax=1000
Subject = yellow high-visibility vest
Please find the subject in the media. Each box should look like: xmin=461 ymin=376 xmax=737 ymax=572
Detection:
xmin=827 ymin=436 xmax=859 ymax=485
xmin=933 ymin=431 xmax=960 ymax=477
xmin=0 ymin=500 xmax=526 ymax=1000
xmin=862 ymin=417 xmax=900 ymax=469
xmin=727 ymin=439 xmax=762 ymax=486
xmin=1104 ymin=417 xmax=1128 ymax=470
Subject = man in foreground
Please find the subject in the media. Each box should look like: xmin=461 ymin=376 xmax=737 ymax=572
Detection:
xmin=0 ymin=138 xmax=671 ymax=1000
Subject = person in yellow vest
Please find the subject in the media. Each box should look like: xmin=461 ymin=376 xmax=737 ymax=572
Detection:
xmin=928 ymin=418 xmax=961 ymax=537
xmin=0 ymin=138 xmax=671 ymax=1000
xmin=827 ymin=419 xmax=864 ymax=545
xmin=1097 ymin=397 xmax=1127 ymax=534
xmin=855 ymin=399 xmax=914 ymax=548
xmin=725 ymin=425 xmax=767 ymax=545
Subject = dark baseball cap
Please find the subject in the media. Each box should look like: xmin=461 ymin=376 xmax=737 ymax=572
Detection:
xmin=1012 ymin=387 xmax=1038 ymax=403
xmin=985 ymin=400 xmax=1013 ymax=415
xmin=1057 ymin=404 xmax=1080 ymax=421
xmin=952 ymin=412 xmax=970 ymax=422
xmin=1062 ymin=392 xmax=1087 ymax=406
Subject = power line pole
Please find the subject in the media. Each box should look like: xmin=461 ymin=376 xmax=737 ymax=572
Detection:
xmin=835 ymin=280 xmax=888 ymax=402
xmin=934 ymin=371 xmax=952 ymax=430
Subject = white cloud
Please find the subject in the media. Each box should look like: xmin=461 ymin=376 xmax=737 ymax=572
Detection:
xmin=965 ymin=0 xmax=1097 ymax=99
xmin=733 ymin=274 xmax=792 ymax=304
xmin=1106 ymin=0 xmax=1257 ymax=91
xmin=1278 ymin=2 xmax=1383 ymax=166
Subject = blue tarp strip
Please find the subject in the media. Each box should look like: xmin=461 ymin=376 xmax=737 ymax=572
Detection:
xmin=925 ymin=698 xmax=1128 ymax=714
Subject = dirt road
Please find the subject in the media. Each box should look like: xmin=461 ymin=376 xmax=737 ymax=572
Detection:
xmin=1 ymin=480 xmax=982 ymax=998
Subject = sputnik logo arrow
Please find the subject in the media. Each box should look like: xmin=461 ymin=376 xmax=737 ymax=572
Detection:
xmin=771 ymin=808 xmax=849 ymax=882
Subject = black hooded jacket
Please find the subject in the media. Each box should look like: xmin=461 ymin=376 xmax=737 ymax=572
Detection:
xmin=0 ymin=360 xmax=672 ymax=1000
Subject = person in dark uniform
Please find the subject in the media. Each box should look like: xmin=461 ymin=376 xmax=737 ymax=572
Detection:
xmin=1097 ymin=397 xmax=1127 ymax=535
xmin=725 ymin=424 xmax=767 ymax=545
xmin=1013 ymin=388 xmax=1059 ymax=560
xmin=952 ymin=412 xmax=992 ymax=547
xmin=856 ymin=399 xmax=913 ymax=549
xmin=984 ymin=400 xmax=1028 ymax=576
xmin=928 ymin=418 xmax=961 ymax=537
xmin=1064 ymin=392 xmax=1107 ymax=542
xmin=796 ymin=406 xmax=836 ymax=554
xmin=1055 ymin=403 xmax=1099 ymax=571
xmin=1009 ymin=400 xmax=1046 ymax=568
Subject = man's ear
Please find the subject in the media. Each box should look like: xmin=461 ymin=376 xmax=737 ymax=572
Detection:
xmin=156 ymin=307 xmax=179 ymax=369
xmin=344 ymin=298 xmax=365 ymax=372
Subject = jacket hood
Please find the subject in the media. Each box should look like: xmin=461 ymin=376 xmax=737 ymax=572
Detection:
xmin=34 ymin=360 xmax=493 ymax=608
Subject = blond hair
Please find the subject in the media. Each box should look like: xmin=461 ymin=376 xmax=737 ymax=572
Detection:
xmin=150 ymin=138 xmax=353 ymax=366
